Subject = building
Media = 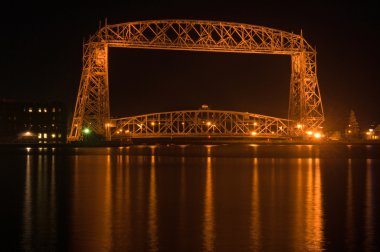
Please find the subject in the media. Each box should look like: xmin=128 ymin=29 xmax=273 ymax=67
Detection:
xmin=364 ymin=124 xmax=380 ymax=140
xmin=0 ymin=99 xmax=67 ymax=144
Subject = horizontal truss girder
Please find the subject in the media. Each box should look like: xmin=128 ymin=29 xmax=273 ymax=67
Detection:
xmin=111 ymin=110 xmax=292 ymax=139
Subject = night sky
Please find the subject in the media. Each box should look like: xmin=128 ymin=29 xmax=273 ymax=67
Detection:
xmin=1 ymin=1 xmax=379 ymax=132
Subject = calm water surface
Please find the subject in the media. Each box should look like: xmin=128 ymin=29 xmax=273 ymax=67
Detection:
xmin=1 ymin=144 xmax=380 ymax=251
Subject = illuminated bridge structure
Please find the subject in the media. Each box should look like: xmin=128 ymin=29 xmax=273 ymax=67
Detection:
xmin=68 ymin=19 xmax=324 ymax=142
xmin=111 ymin=109 xmax=290 ymax=139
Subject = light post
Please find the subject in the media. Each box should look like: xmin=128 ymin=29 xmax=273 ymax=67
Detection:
xmin=82 ymin=127 xmax=91 ymax=141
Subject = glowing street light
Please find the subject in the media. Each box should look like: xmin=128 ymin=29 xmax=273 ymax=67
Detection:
xmin=313 ymin=132 xmax=321 ymax=139
xmin=83 ymin=128 xmax=91 ymax=134
xmin=22 ymin=131 xmax=32 ymax=137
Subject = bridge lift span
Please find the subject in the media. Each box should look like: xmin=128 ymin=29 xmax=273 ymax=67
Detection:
xmin=68 ymin=19 xmax=324 ymax=142
xmin=111 ymin=109 xmax=291 ymax=139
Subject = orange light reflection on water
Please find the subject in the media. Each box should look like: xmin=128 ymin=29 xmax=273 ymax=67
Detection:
xmin=203 ymin=155 xmax=215 ymax=252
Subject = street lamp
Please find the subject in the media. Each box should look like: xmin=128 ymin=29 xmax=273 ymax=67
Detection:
xmin=82 ymin=127 xmax=91 ymax=139
xmin=83 ymin=128 xmax=91 ymax=134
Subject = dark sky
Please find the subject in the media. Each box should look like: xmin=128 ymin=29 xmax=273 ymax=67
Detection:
xmin=1 ymin=1 xmax=379 ymax=131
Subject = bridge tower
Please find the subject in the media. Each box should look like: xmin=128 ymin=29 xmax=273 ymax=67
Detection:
xmin=69 ymin=40 xmax=110 ymax=141
xmin=68 ymin=20 xmax=324 ymax=142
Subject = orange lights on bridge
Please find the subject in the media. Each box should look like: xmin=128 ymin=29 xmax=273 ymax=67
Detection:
xmin=305 ymin=130 xmax=322 ymax=139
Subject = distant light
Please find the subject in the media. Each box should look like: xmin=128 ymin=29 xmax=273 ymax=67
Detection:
xmin=251 ymin=131 xmax=257 ymax=136
xmin=306 ymin=131 xmax=313 ymax=135
xmin=43 ymin=108 xmax=47 ymax=113
xmin=38 ymin=108 xmax=42 ymax=113
xmin=253 ymin=122 xmax=257 ymax=126
xmin=83 ymin=128 xmax=91 ymax=134
xmin=23 ymin=131 xmax=32 ymax=136
xmin=125 ymin=130 xmax=130 ymax=133
xmin=26 ymin=147 xmax=31 ymax=152
xmin=314 ymin=133 xmax=321 ymax=139
xmin=366 ymin=132 xmax=371 ymax=135
xmin=297 ymin=124 xmax=302 ymax=129
xmin=151 ymin=122 xmax=155 ymax=126
xmin=28 ymin=108 xmax=33 ymax=113
xmin=369 ymin=129 xmax=373 ymax=132
xmin=51 ymin=133 xmax=56 ymax=138
xmin=348 ymin=130 xmax=352 ymax=134
xmin=206 ymin=121 xmax=211 ymax=126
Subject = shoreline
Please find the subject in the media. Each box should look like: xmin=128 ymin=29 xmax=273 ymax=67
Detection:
xmin=1 ymin=139 xmax=380 ymax=148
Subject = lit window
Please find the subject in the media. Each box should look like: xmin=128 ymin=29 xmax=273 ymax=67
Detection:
xmin=38 ymin=133 xmax=42 ymax=139
xmin=28 ymin=108 xmax=33 ymax=112
xmin=52 ymin=133 xmax=56 ymax=138
xmin=52 ymin=124 xmax=55 ymax=127
xmin=58 ymin=134 xmax=62 ymax=138
xmin=43 ymin=108 xmax=47 ymax=113
xmin=43 ymin=133 xmax=47 ymax=139
xmin=38 ymin=108 xmax=42 ymax=113
xmin=52 ymin=107 xmax=55 ymax=112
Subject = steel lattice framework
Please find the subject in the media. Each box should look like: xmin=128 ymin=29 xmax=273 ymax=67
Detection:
xmin=68 ymin=19 xmax=324 ymax=141
xmin=111 ymin=110 xmax=290 ymax=139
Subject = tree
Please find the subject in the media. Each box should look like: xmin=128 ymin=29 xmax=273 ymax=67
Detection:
xmin=345 ymin=110 xmax=360 ymax=139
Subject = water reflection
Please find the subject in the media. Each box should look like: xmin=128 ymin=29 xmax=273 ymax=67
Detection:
xmin=250 ymin=158 xmax=261 ymax=250
xmin=179 ymin=156 xmax=186 ymax=249
xmin=148 ymin=149 xmax=158 ymax=252
xmin=22 ymin=153 xmax=57 ymax=250
xmin=346 ymin=159 xmax=354 ymax=251
xmin=22 ymin=154 xmax=32 ymax=251
xmin=305 ymin=158 xmax=323 ymax=251
xmin=203 ymin=155 xmax=215 ymax=252
xmin=14 ymin=145 xmax=380 ymax=251
xmin=365 ymin=159 xmax=374 ymax=252
xmin=71 ymin=154 xmax=112 ymax=251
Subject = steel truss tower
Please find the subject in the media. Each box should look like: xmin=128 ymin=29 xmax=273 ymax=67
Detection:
xmin=68 ymin=20 xmax=324 ymax=141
